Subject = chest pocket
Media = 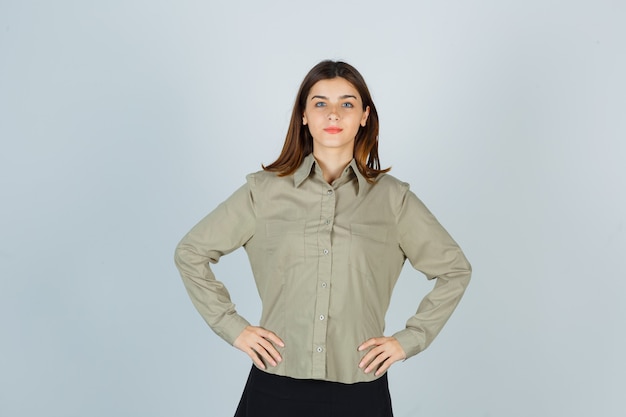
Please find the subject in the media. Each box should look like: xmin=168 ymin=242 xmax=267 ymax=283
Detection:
xmin=350 ymin=223 xmax=389 ymax=274
xmin=265 ymin=220 xmax=305 ymax=272
xmin=350 ymin=224 xmax=388 ymax=242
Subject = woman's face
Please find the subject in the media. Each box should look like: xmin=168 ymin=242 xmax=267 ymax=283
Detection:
xmin=303 ymin=77 xmax=370 ymax=156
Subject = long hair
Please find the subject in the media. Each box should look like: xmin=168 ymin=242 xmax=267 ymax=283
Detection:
xmin=263 ymin=60 xmax=390 ymax=183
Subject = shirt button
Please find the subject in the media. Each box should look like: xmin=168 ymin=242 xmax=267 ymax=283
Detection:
xmin=316 ymin=347 xmax=323 ymax=353
xmin=323 ymin=249 xmax=329 ymax=255
xmin=319 ymin=314 xmax=325 ymax=321
xmin=321 ymin=282 xmax=327 ymax=288
xmin=325 ymin=219 xmax=330 ymax=225
xmin=327 ymin=190 xmax=333 ymax=195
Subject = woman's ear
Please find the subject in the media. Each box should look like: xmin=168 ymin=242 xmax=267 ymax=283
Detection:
xmin=361 ymin=106 xmax=370 ymax=127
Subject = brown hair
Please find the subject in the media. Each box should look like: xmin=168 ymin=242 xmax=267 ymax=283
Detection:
xmin=263 ymin=60 xmax=390 ymax=183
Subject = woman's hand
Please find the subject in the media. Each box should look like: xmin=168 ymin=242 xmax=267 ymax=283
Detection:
xmin=233 ymin=326 xmax=285 ymax=370
xmin=358 ymin=336 xmax=406 ymax=376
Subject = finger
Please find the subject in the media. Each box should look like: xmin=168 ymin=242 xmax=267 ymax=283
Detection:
xmin=373 ymin=346 xmax=406 ymax=376
xmin=374 ymin=357 xmax=394 ymax=376
xmin=364 ymin=351 xmax=390 ymax=374
xmin=253 ymin=339 xmax=282 ymax=366
xmin=257 ymin=334 xmax=284 ymax=363
xmin=256 ymin=338 xmax=281 ymax=365
xmin=267 ymin=345 xmax=283 ymax=364
xmin=358 ymin=337 xmax=381 ymax=352
xmin=246 ymin=347 xmax=266 ymax=370
xmin=248 ymin=327 xmax=284 ymax=353
xmin=262 ymin=330 xmax=285 ymax=348
xmin=358 ymin=345 xmax=383 ymax=369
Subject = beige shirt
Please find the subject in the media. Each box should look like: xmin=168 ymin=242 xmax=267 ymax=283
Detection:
xmin=175 ymin=153 xmax=471 ymax=384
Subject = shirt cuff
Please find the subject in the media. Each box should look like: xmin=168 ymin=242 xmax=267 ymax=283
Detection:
xmin=217 ymin=313 xmax=252 ymax=346
xmin=392 ymin=328 xmax=425 ymax=359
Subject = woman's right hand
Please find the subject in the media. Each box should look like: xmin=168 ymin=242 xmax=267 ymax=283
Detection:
xmin=233 ymin=326 xmax=285 ymax=369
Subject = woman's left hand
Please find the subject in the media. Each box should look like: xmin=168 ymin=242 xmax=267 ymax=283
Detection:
xmin=357 ymin=336 xmax=406 ymax=376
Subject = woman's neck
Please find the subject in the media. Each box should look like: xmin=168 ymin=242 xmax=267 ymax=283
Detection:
xmin=313 ymin=149 xmax=352 ymax=184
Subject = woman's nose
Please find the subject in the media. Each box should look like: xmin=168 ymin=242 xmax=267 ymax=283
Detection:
xmin=327 ymin=105 xmax=340 ymax=120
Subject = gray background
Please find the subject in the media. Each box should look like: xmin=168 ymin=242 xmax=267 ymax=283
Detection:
xmin=1 ymin=1 xmax=625 ymax=416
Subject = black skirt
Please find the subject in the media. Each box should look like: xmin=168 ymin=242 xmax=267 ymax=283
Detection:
xmin=234 ymin=366 xmax=394 ymax=417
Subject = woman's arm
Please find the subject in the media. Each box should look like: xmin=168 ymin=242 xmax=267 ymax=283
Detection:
xmin=392 ymin=187 xmax=472 ymax=359
xmin=174 ymin=183 xmax=256 ymax=345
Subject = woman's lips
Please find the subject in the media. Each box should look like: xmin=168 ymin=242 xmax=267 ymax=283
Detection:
xmin=323 ymin=127 xmax=343 ymax=134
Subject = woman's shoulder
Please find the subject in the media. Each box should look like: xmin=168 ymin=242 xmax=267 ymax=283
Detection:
xmin=245 ymin=168 xmax=292 ymax=191
xmin=373 ymin=172 xmax=411 ymax=194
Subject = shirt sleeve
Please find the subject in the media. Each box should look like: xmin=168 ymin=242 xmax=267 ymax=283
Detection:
xmin=392 ymin=185 xmax=472 ymax=358
xmin=174 ymin=180 xmax=256 ymax=345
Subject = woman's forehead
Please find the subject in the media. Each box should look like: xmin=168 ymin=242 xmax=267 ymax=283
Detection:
xmin=308 ymin=78 xmax=360 ymax=99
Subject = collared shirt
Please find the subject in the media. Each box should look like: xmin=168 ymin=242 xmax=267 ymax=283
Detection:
xmin=175 ymin=153 xmax=471 ymax=384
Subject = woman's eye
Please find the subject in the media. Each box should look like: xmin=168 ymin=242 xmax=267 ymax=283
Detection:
xmin=342 ymin=102 xmax=354 ymax=108
xmin=315 ymin=102 xmax=326 ymax=107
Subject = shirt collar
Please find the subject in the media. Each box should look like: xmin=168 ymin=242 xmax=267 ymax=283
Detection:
xmin=293 ymin=153 xmax=369 ymax=197
xmin=293 ymin=153 xmax=317 ymax=188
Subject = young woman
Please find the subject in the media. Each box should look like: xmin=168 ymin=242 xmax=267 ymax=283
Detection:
xmin=175 ymin=60 xmax=471 ymax=417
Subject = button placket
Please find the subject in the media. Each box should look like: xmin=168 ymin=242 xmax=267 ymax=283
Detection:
xmin=311 ymin=184 xmax=335 ymax=378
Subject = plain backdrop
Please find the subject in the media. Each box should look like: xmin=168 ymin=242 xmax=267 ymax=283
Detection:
xmin=1 ymin=1 xmax=625 ymax=416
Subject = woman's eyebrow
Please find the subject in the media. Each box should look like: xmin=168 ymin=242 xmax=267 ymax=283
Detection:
xmin=310 ymin=94 xmax=358 ymax=100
